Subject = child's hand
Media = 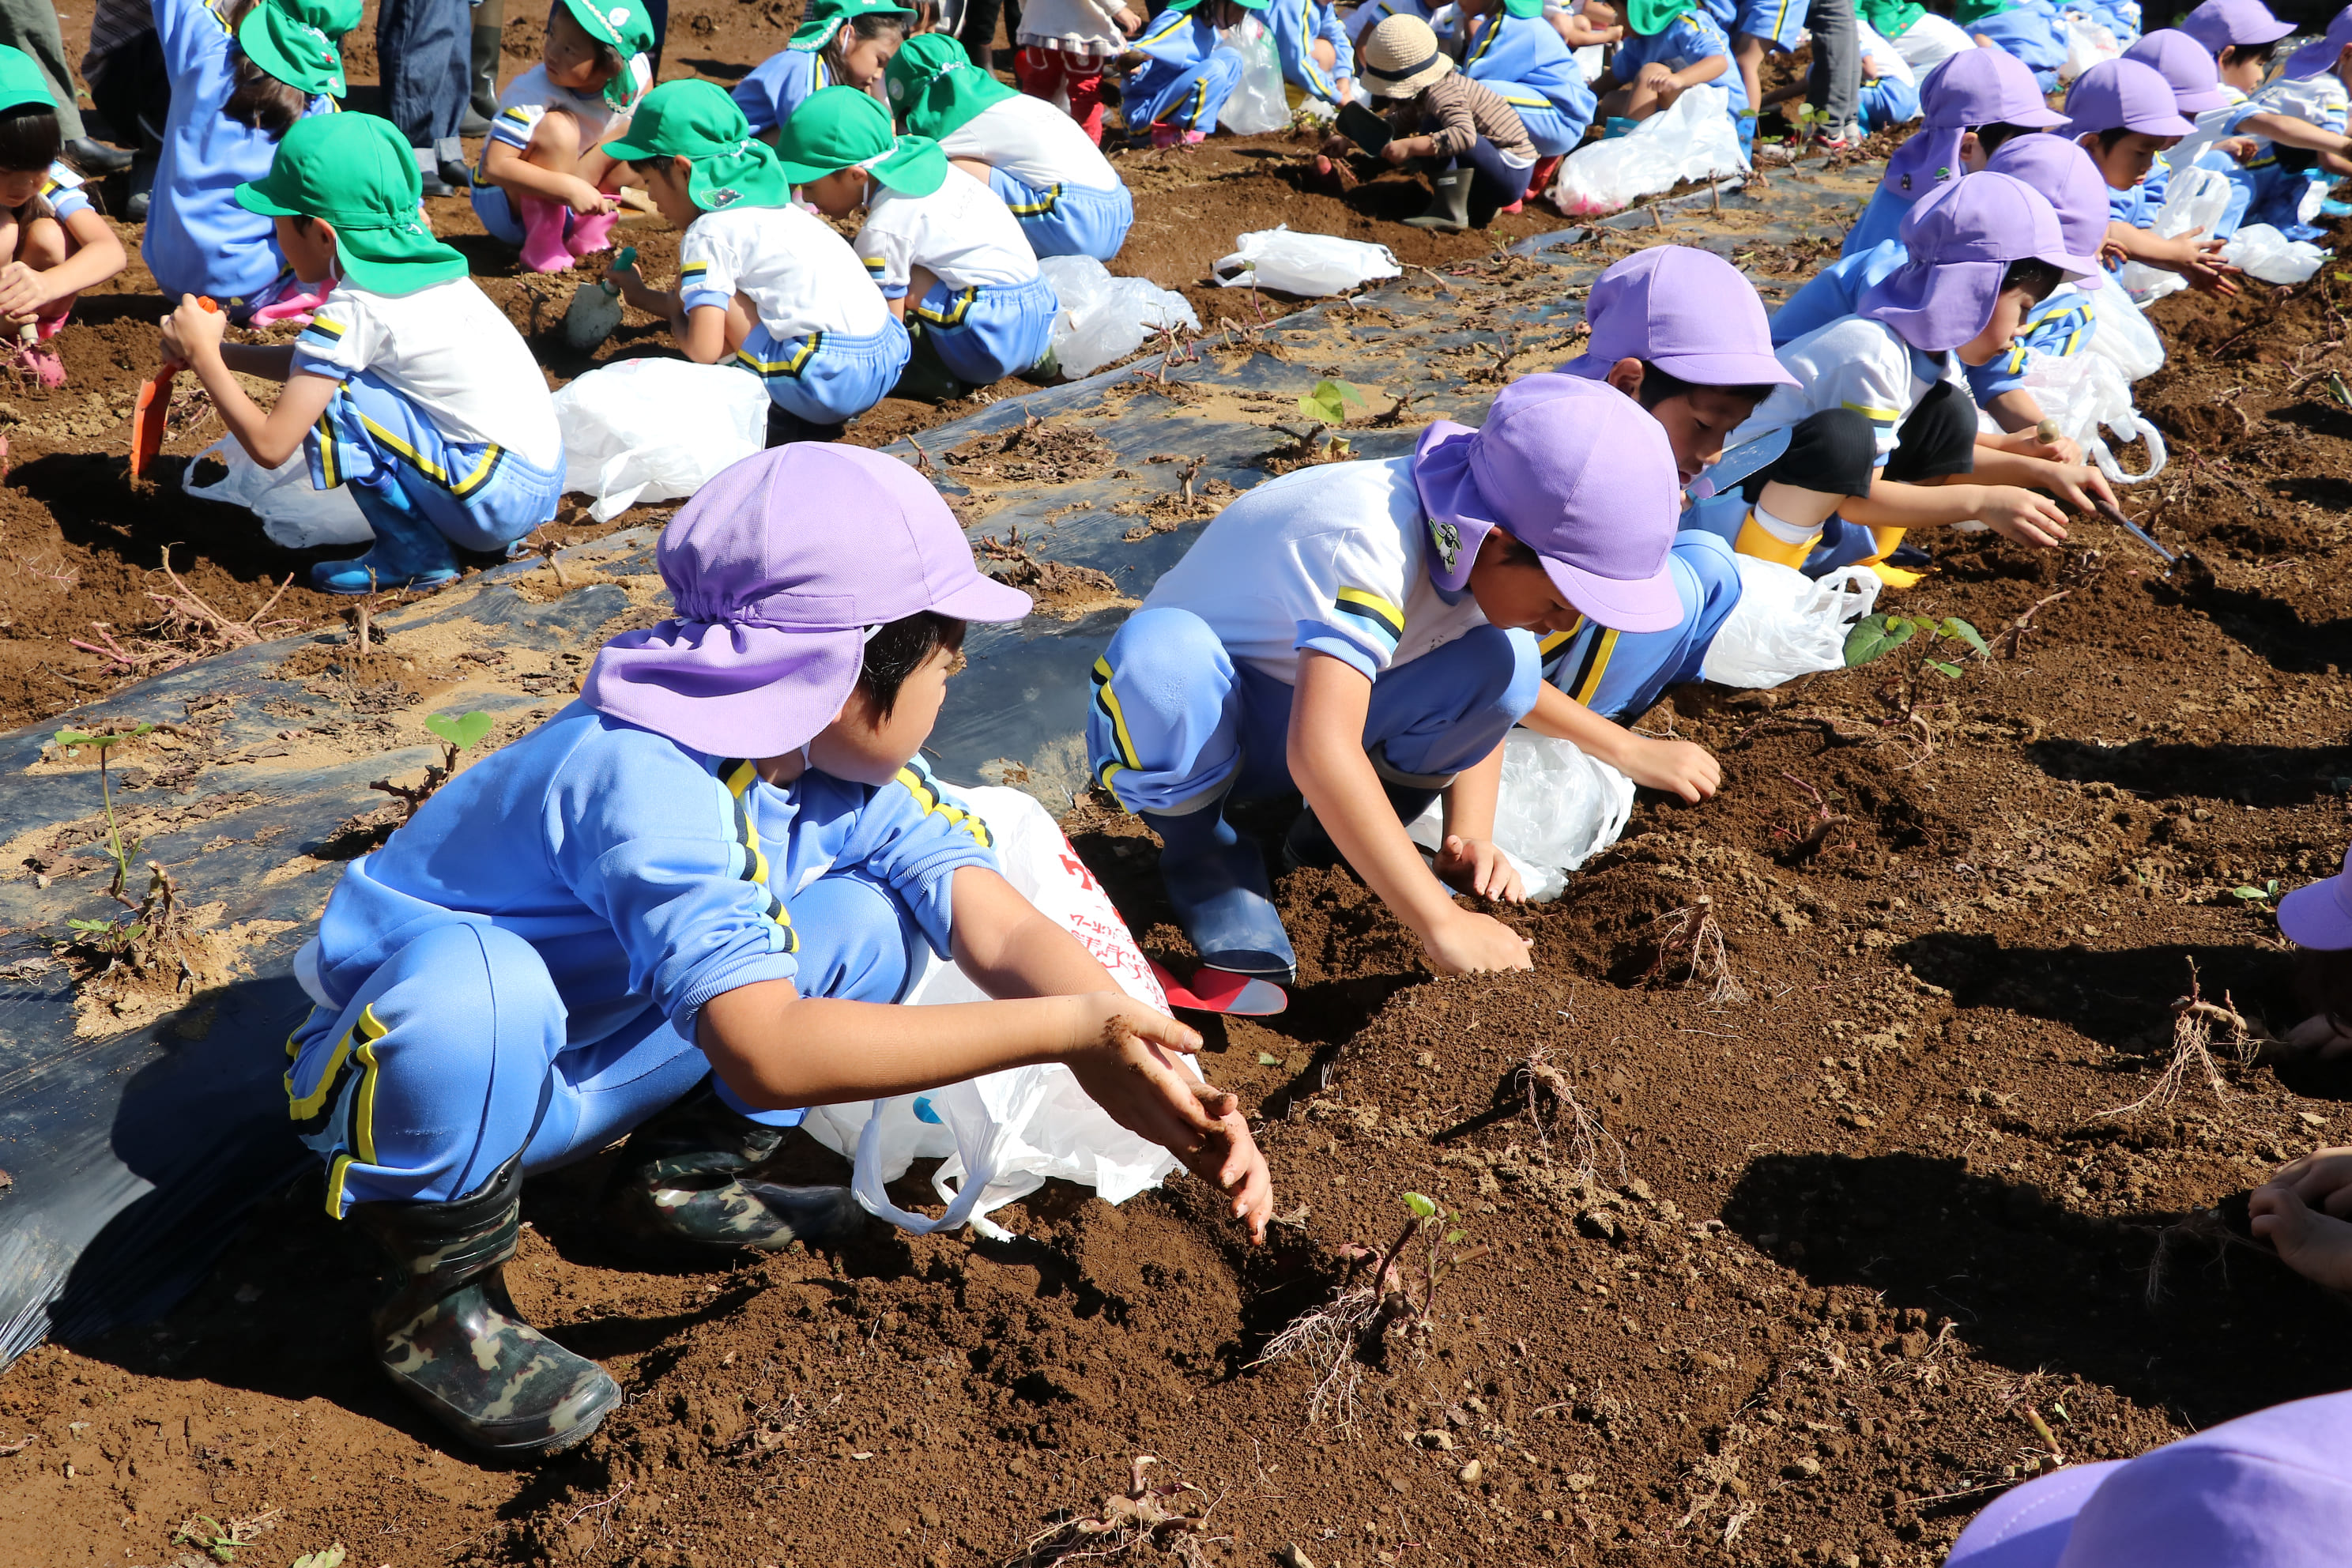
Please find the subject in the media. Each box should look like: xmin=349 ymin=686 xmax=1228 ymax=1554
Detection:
xmin=1434 ymin=835 xmax=1525 ymax=902
xmin=1622 ymin=736 xmax=1721 ymax=804
xmin=565 ymin=176 xmax=620 ymax=216
xmin=2216 ymin=135 xmax=2259 ymax=164
xmin=1976 ymin=486 xmax=2071 ymax=548
xmin=1321 ymin=131 xmax=1353 ymax=157
xmin=1381 ymin=139 xmax=1415 ymax=165
xmin=2035 ymin=458 xmax=2117 ymax=518
xmin=2283 ymin=1011 xmax=2352 ymax=1061
xmin=1419 ymin=907 xmax=1534 ymax=975
xmin=2253 ymin=1148 xmax=2352 ymax=1292
xmin=1114 ymin=5 xmax=1143 ymax=31
xmin=2011 ymin=429 xmax=2083 ymax=466
xmin=160 ymin=292 xmax=227 ymax=364
xmin=0 ymin=261 xmax=43 ymax=320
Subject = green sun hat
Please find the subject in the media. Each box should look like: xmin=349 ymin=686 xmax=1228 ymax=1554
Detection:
xmin=556 ymin=0 xmax=657 ymax=107
xmin=0 ymin=46 xmax=57 ymax=115
xmin=603 ymin=78 xmax=793 ymax=209
xmin=1953 ymin=0 xmax=2018 ymax=20
xmin=790 ymin=0 xmax=918 ymax=53
xmin=883 ymin=32 xmax=1015 ymax=140
xmin=1624 ymin=0 xmax=1692 ymax=34
xmin=235 ymin=114 xmax=469 ymax=295
xmin=1856 ymin=0 xmax=1925 ymax=36
xmin=1499 ymin=0 xmax=1548 ymax=17
xmin=236 ymin=0 xmax=361 ymax=99
xmin=772 ymin=84 xmax=947 ymax=195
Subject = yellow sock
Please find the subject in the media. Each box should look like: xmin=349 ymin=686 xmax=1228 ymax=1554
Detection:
xmin=1734 ymin=509 xmax=1819 ymax=568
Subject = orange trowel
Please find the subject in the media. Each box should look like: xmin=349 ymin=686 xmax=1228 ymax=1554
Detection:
xmin=129 ymin=296 xmax=218 ymax=478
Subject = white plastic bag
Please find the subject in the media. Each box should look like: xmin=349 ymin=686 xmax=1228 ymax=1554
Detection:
xmin=1038 ymin=254 xmax=1204 ymax=378
xmin=797 ymin=786 xmax=1191 ymax=1241
xmin=1404 ymin=732 xmax=1634 ymax=903
xmin=1212 ymin=17 xmax=1288 ymax=134
xmin=2116 ymin=164 xmax=2232 ymax=303
xmin=550 ymin=356 xmax=770 ymax=522
xmin=1889 ymin=10 xmax=1973 ymax=70
xmin=2060 ymin=13 xmax=2120 ymax=80
xmin=2087 ymin=282 xmax=2165 ymax=383
xmin=182 ymin=436 xmax=375 ymax=548
xmin=1215 ymin=223 xmax=1401 ymax=296
xmin=1699 ymin=559 xmax=1881 ymax=689
xmin=1551 ymin=83 xmax=1747 ymax=218
xmin=2017 ymin=333 xmax=2169 ymax=483
xmin=2222 ymin=221 xmax=2327 ymax=285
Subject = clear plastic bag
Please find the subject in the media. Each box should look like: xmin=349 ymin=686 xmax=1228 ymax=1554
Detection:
xmin=1551 ymin=83 xmax=1747 ymax=218
xmin=1212 ymin=17 xmax=1289 ymax=134
xmin=181 ymin=435 xmax=375 ymax=549
xmin=1404 ymin=732 xmax=1634 ymax=903
xmin=1038 ymin=254 xmax=1204 ymax=378
xmin=797 ymin=786 xmax=1191 ymax=1242
xmin=1215 ymin=224 xmax=1401 ymax=296
xmin=2018 ymin=332 xmax=2169 ymax=484
xmin=2223 ymin=222 xmax=2326 ymax=285
xmin=1699 ymin=559 xmax=1881 ymax=689
xmin=548 ymin=356 xmax=771 ymax=522
xmin=2115 ymin=164 xmax=2232 ymax=303
xmin=2060 ymin=13 xmax=2120 ymax=81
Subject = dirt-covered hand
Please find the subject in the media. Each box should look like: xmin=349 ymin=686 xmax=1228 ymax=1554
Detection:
xmin=1321 ymin=132 xmax=1353 ymax=157
xmin=1419 ymin=907 xmax=1533 ymax=975
xmin=1114 ymin=5 xmax=1142 ymax=31
xmin=1381 ymin=140 xmax=1414 ymax=166
xmin=2285 ymin=1012 xmax=2352 ymax=1061
xmin=160 ymin=292 xmax=226 ymax=363
xmin=1434 ymin=834 xmax=1525 ymax=902
xmin=2250 ymin=1180 xmax=2352 ymax=1291
xmin=1623 ymin=736 xmax=1720 ymax=803
xmin=1977 ymin=486 xmax=2070 ymax=548
xmin=2215 ymin=136 xmax=2258 ymax=164
xmin=567 ymin=177 xmax=620 ymax=217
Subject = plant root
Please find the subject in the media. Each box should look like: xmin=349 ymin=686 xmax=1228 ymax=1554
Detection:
xmin=1518 ymin=1047 xmax=1629 ymax=1190
xmin=1006 ymin=1457 xmax=1223 ymax=1568
xmin=1645 ymin=896 xmax=1749 ymax=1008
xmin=2103 ymin=959 xmax=2241 ymax=1119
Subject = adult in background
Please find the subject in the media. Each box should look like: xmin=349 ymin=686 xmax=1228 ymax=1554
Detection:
xmin=379 ymin=0 xmax=472 ymax=194
xmin=81 ymin=0 xmax=164 ymax=213
xmin=1801 ymin=0 xmax=1863 ymax=149
xmin=5 ymin=0 xmax=131 ymax=169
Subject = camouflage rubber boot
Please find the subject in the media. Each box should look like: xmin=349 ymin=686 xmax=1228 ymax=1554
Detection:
xmin=606 ymin=1086 xmax=865 ymax=1253
xmin=348 ymin=1155 xmax=622 ymax=1457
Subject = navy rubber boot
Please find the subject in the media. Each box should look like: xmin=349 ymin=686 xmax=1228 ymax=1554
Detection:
xmin=314 ymin=481 xmax=460 ymax=594
xmin=1144 ymin=803 xmax=1295 ymax=982
xmin=1283 ymin=783 xmax=1444 ymax=872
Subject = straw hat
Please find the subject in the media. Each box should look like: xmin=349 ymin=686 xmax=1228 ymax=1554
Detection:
xmin=1361 ymin=15 xmax=1453 ymax=98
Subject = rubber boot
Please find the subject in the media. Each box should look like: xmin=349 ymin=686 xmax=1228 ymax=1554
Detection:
xmin=606 ymin=1085 xmax=864 ymax=1253
xmin=1732 ymin=507 xmax=1819 ymax=568
xmin=891 ymin=320 xmax=970 ymax=404
xmin=348 ymin=1155 xmax=622 ymax=1457
xmin=566 ymin=209 xmax=620 ymax=259
xmin=1283 ymin=781 xmax=1442 ymax=872
xmin=515 ymin=194 xmax=576 ymax=273
xmin=1403 ymin=170 xmax=1472 ymax=232
xmin=1858 ymin=525 xmax=1923 ymax=589
xmin=464 ymin=21 xmax=503 ymax=138
xmin=1144 ymin=802 xmax=1296 ymax=982
xmin=766 ymin=405 xmax=847 ymax=447
xmin=313 ymin=481 xmax=461 ymax=594
xmin=126 ymin=146 xmax=156 ymax=223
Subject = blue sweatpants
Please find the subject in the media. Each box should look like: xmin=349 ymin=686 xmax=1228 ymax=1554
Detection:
xmin=734 ymin=317 xmax=912 ymax=425
xmin=1085 ymin=609 xmax=1541 ymax=815
xmin=1539 ymin=531 xmax=1743 ymax=722
xmin=306 ymin=369 xmax=564 ymax=554
xmin=1502 ymin=100 xmax=1589 ymax=159
xmin=987 ymin=168 xmax=1136 ymax=262
xmin=1129 ymin=52 xmax=1242 ymax=132
xmin=1856 ymin=74 xmax=1919 ymax=134
xmin=913 ymin=272 xmax=1059 ymax=386
xmin=286 ymin=870 xmax=925 ymax=1216
xmin=2230 ymin=160 xmax=2325 ymax=239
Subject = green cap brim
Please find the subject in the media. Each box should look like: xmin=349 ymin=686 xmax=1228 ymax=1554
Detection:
xmin=0 ymin=47 xmax=55 ymax=116
xmin=236 ymin=4 xmax=346 ymax=98
xmin=1501 ymin=0 xmax=1547 ymax=16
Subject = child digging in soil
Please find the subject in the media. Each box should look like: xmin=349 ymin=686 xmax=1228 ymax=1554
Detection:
xmin=1442 ymin=0 xmax=1596 ymax=202
xmin=2180 ymin=0 xmax=2295 ymax=107
xmin=469 ymin=0 xmax=653 ymax=274
xmin=1838 ymin=43 xmax=2066 ymax=258
xmin=884 ymin=34 xmax=1136 ymax=262
xmin=1322 ymin=14 xmax=1538 ymax=232
xmin=1589 ymin=0 xmax=1746 ymax=148
xmin=157 ymin=115 xmax=564 ymax=594
xmin=0 ymin=47 xmax=128 ymax=389
xmin=775 ymin=85 xmax=1057 ymax=400
xmin=733 ymin=0 xmax=914 ymax=141
xmin=149 ymin=0 xmax=351 ymax=322
xmin=1084 ymin=374 xmax=1684 ymax=985
xmin=282 ymin=440 xmax=1271 ymax=1457
xmin=1123 ymin=0 xmax=1269 ymax=148
xmin=2202 ymin=6 xmax=2352 ymax=240
xmin=603 ymin=80 xmax=909 ymax=443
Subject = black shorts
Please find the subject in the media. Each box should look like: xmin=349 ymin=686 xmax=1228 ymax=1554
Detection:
xmin=1737 ymin=381 xmax=1976 ymax=500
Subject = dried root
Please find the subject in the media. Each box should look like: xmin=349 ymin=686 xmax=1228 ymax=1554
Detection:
xmin=1007 ymin=1457 xmax=1223 ymax=1568
xmin=2102 ymin=959 xmax=2242 ymax=1119
xmin=70 ymin=548 xmax=298 ymax=674
xmin=1518 ymin=1047 xmax=1628 ymax=1190
xmin=1645 ymin=896 xmax=1748 ymax=1008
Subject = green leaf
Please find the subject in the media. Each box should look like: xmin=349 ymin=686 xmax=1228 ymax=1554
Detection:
xmin=1295 ymin=379 xmax=1365 ymax=427
xmin=1443 ymin=1229 xmax=1467 ymax=1245
xmin=2337 ymin=271 xmax=2352 ymax=281
xmin=2230 ymin=885 xmax=2272 ymax=902
xmin=51 ymin=729 xmax=92 ymax=746
xmin=1402 ymin=1191 xmax=1438 ymax=1219
xmin=292 ymin=1547 xmax=348 ymax=1568
xmin=1257 ymin=1051 xmax=1282 ymax=1066
xmin=424 ymin=710 xmax=494 ymax=752
xmin=1842 ymin=613 xmax=1917 ymax=667
xmin=1941 ymin=618 xmax=1989 ymax=657
xmin=66 ymin=918 xmax=109 ymax=932
xmin=1925 ymin=659 xmax=1962 ymax=678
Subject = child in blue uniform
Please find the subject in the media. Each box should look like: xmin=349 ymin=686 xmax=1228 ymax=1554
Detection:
xmin=733 ymin=0 xmax=914 ymax=140
xmin=2181 ymin=0 xmax=2294 ymax=103
xmin=605 ymin=81 xmax=910 ymax=443
xmin=1452 ymin=0 xmax=1596 ymax=188
xmin=0 ymin=48 xmax=129 ymax=388
xmin=1086 ymin=375 xmax=1686 ymax=984
xmin=1124 ymin=0 xmax=1267 ymax=146
xmin=281 ymin=439 xmax=1272 ymax=1457
xmin=2207 ymin=6 xmax=2352 ymax=239
xmin=885 ymin=34 xmax=1135 ymax=262
xmin=470 ymin=0 xmax=653 ymax=273
xmin=1728 ymin=0 xmax=1808 ymax=149
xmin=777 ymin=85 xmax=1057 ymax=398
xmin=149 ymin=0 xmax=349 ymax=322
xmin=1841 ymin=44 xmax=2064 ymax=257
xmin=2066 ymin=58 xmax=2248 ymax=288
xmin=159 ymin=115 xmax=565 ymax=594
xmin=1268 ymin=0 xmax=1355 ymax=107
xmin=1595 ymin=0 xmax=1747 ymax=141
xmin=1955 ymin=0 xmax=2067 ymax=91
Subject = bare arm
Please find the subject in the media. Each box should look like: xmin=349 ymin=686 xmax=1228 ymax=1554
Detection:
xmin=1843 ymin=471 xmax=2071 ymax=548
xmin=0 ymin=209 xmax=126 ymax=318
xmin=481 ymin=136 xmax=616 ymax=214
xmin=160 ymin=295 xmax=336 ymax=469
xmin=2235 ymin=111 xmax=2351 ymax=156
xmin=1521 ymin=680 xmax=1721 ymax=802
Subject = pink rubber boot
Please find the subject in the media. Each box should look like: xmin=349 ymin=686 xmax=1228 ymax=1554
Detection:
xmin=516 ymin=195 xmax=576 ymax=273
xmin=566 ymin=209 xmax=620 ymax=259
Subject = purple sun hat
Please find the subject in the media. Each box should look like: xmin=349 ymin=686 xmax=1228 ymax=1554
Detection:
xmin=2280 ymin=842 xmax=2352 ymax=948
xmin=1559 ymin=246 xmax=1797 ymax=388
xmin=579 ymin=444 xmax=1032 ymax=758
xmin=1984 ymin=134 xmax=2112 ymax=285
xmin=1412 ymin=375 xmax=1682 ymax=633
xmin=1944 ymin=1391 xmax=2352 ymax=1568
xmin=1879 ymin=46 xmax=2068 ymax=204
xmin=2180 ymin=0 xmax=2295 ymax=55
xmin=2123 ymin=28 xmax=2233 ymax=113
xmin=2286 ymin=5 xmax=2352 ymax=78
xmin=2064 ymin=58 xmax=2197 ymax=139
xmin=1858 ymin=172 xmax=2085 ymax=352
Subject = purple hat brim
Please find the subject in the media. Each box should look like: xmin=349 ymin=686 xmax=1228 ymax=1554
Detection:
xmin=1540 ymin=552 xmax=1683 ymax=634
xmin=932 ymin=574 xmax=1037 ymax=623
xmin=582 ymin=620 xmax=868 ymax=760
xmin=2286 ymin=36 xmax=2349 ymax=77
xmin=1944 ymin=1463 xmax=2124 ymax=1568
xmin=2279 ymin=877 xmax=2352 ymax=949
xmin=2005 ymin=100 xmax=2073 ymax=128
xmin=1643 ymin=347 xmax=1802 ymax=387
xmin=2235 ymin=15 xmax=2298 ymax=42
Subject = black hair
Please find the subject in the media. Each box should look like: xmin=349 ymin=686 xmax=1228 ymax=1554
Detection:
xmin=1971 ymin=121 xmax=2037 ymax=157
xmin=823 ymin=11 xmax=911 ymax=70
xmin=547 ymin=3 xmax=624 ymax=84
xmin=1633 ymin=361 xmax=1778 ymax=411
xmin=2219 ymin=38 xmax=2282 ymax=70
xmin=857 ymin=610 xmax=966 ymax=718
xmin=2092 ymin=125 xmax=2137 ymax=153
xmin=2000 ymin=255 xmax=2064 ymax=304
xmin=0 ymin=103 xmax=60 ymax=175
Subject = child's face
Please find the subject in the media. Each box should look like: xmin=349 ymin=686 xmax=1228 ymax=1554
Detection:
xmin=1602 ymin=363 xmax=1765 ymax=485
xmin=2082 ymin=129 xmax=2177 ymax=190
xmin=808 ymin=644 xmax=963 ymax=784
xmin=836 ymin=31 xmax=904 ymax=89
xmin=639 ymin=156 xmax=701 ymax=228
xmin=0 ymin=166 xmax=41 ymax=209
xmin=274 ymin=213 xmax=339 ymax=285
xmin=2216 ymin=45 xmax=2266 ymax=93
xmin=801 ymin=166 xmax=869 ymax=217
xmin=1464 ymin=531 xmax=1583 ymax=635
xmin=1955 ymin=283 xmax=2035 ymax=367
xmin=544 ymin=6 xmax=614 ymax=92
